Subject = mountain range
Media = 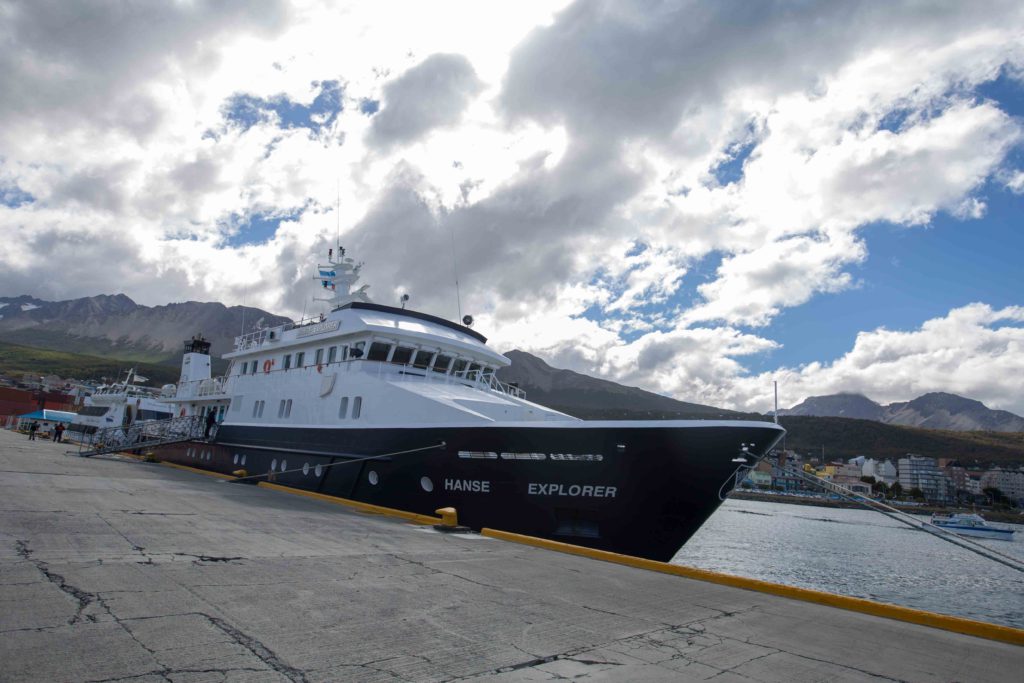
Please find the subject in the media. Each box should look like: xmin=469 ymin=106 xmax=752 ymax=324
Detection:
xmin=777 ymin=393 xmax=1024 ymax=433
xmin=2 ymin=294 xmax=1022 ymax=462
xmin=0 ymin=294 xmax=291 ymax=368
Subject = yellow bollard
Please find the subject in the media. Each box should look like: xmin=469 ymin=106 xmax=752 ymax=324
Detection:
xmin=435 ymin=507 xmax=458 ymax=527
xmin=232 ymin=469 xmax=247 ymax=478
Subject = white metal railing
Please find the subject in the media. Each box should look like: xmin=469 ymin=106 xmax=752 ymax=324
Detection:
xmin=364 ymin=360 xmax=525 ymax=398
xmin=174 ymin=376 xmax=235 ymax=400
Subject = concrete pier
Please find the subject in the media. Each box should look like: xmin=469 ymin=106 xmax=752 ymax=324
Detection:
xmin=1 ymin=429 xmax=1020 ymax=682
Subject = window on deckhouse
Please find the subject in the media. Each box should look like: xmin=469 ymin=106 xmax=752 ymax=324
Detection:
xmin=412 ymin=350 xmax=434 ymax=369
xmin=327 ymin=346 xmax=337 ymax=363
xmin=295 ymin=352 xmax=305 ymax=367
xmin=367 ymin=342 xmax=391 ymax=361
xmin=432 ymin=354 xmax=453 ymax=373
xmin=391 ymin=346 xmax=414 ymax=365
xmin=451 ymin=359 xmax=468 ymax=377
xmin=315 ymin=348 xmax=324 ymax=366
xmin=283 ymin=354 xmax=292 ymax=370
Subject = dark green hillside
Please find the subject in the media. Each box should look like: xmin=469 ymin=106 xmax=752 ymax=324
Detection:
xmin=779 ymin=416 xmax=1024 ymax=467
xmin=0 ymin=340 xmax=180 ymax=386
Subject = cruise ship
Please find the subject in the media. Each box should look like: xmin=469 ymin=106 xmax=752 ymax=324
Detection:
xmin=153 ymin=248 xmax=786 ymax=561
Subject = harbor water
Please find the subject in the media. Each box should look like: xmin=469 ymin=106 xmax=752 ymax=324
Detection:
xmin=672 ymin=498 xmax=1024 ymax=628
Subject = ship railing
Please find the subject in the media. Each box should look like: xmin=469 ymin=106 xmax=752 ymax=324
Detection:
xmin=174 ymin=376 xmax=235 ymax=399
xmin=74 ymin=414 xmax=208 ymax=458
xmin=362 ymin=361 xmax=525 ymax=398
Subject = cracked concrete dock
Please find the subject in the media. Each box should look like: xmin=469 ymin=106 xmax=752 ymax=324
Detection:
xmin=1 ymin=429 xmax=1020 ymax=682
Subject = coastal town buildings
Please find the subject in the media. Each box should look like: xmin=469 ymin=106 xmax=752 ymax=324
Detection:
xmin=898 ymin=455 xmax=952 ymax=503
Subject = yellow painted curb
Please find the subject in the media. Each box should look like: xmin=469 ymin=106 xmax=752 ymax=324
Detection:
xmin=159 ymin=461 xmax=237 ymax=481
xmin=257 ymin=482 xmax=443 ymax=526
xmin=481 ymin=528 xmax=1024 ymax=647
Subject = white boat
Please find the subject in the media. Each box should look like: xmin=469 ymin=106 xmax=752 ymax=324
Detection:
xmin=929 ymin=513 xmax=1016 ymax=541
xmin=67 ymin=369 xmax=173 ymax=441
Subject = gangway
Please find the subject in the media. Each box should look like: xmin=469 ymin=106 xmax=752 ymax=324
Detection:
xmin=73 ymin=415 xmax=209 ymax=458
xmin=779 ymin=465 xmax=1024 ymax=573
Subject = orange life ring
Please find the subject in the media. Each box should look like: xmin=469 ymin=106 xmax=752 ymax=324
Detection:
xmin=263 ymin=359 xmax=273 ymax=373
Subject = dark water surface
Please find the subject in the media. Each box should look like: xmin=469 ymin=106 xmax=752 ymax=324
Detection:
xmin=671 ymin=498 xmax=1024 ymax=628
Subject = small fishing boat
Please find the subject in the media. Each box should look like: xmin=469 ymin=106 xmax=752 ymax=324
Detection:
xmin=929 ymin=513 xmax=1016 ymax=541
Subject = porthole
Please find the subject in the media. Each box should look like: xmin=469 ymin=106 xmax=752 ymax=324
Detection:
xmin=314 ymin=464 xmax=323 ymax=477
xmin=302 ymin=463 xmax=310 ymax=476
xmin=420 ymin=476 xmax=433 ymax=492
xmin=233 ymin=454 xmax=239 ymax=465
xmin=241 ymin=455 xmax=247 ymax=466
xmin=368 ymin=470 xmax=379 ymax=485
xmin=280 ymin=460 xmax=288 ymax=472
xmin=271 ymin=458 xmax=277 ymax=470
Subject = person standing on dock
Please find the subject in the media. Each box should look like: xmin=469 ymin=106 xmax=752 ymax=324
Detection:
xmin=53 ymin=423 xmax=65 ymax=443
xmin=204 ymin=410 xmax=216 ymax=439
xmin=28 ymin=421 xmax=38 ymax=440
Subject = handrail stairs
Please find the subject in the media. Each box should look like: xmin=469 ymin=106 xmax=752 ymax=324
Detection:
xmin=74 ymin=415 xmax=208 ymax=458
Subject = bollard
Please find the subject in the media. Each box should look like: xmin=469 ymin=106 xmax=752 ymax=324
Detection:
xmin=433 ymin=507 xmax=471 ymax=533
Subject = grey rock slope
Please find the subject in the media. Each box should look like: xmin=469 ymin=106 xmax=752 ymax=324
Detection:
xmin=0 ymin=294 xmax=290 ymax=365
xmin=497 ymin=350 xmax=750 ymax=419
xmin=780 ymin=391 xmax=1024 ymax=432
xmin=777 ymin=393 xmax=885 ymax=421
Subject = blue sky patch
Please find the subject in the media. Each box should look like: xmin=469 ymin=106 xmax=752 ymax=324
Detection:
xmin=359 ymin=98 xmax=380 ymax=115
xmin=221 ymin=80 xmax=344 ymax=134
xmin=223 ymin=207 xmax=307 ymax=247
xmin=712 ymin=138 xmax=757 ymax=186
xmin=0 ymin=183 xmax=34 ymax=208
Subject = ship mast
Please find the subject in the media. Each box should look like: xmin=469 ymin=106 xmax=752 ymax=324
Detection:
xmin=313 ymin=245 xmax=371 ymax=308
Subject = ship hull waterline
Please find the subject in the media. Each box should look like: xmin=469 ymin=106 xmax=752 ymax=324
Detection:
xmin=153 ymin=421 xmax=785 ymax=562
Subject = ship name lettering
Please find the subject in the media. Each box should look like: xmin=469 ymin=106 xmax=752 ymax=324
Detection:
xmin=445 ymin=478 xmax=490 ymax=493
xmin=527 ymin=483 xmax=616 ymax=498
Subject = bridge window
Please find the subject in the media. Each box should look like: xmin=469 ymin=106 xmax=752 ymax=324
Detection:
xmin=451 ymin=359 xmax=468 ymax=377
xmin=466 ymin=362 xmax=481 ymax=381
xmin=412 ymin=350 xmax=434 ymax=369
xmin=295 ymin=352 xmax=305 ymax=367
xmin=367 ymin=342 xmax=391 ymax=361
xmin=250 ymin=362 xmax=258 ymax=375
xmin=339 ymin=396 xmax=349 ymax=419
xmin=351 ymin=341 xmax=366 ymax=359
xmin=327 ymin=346 xmax=337 ymax=363
xmin=391 ymin=346 xmax=414 ymax=365
xmin=432 ymin=354 xmax=453 ymax=374
xmin=315 ymin=348 xmax=324 ymax=366
xmin=352 ymin=396 xmax=362 ymax=419
xmin=283 ymin=354 xmax=292 ymax=370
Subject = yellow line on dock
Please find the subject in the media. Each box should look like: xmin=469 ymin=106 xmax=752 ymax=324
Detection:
xmin=159 ymin=461 xmax=237 ymax=480
xmin=481 ymin=528 xmax=1024 ymax=647
xmin=257 ymin=482 xmax=444 ymax=526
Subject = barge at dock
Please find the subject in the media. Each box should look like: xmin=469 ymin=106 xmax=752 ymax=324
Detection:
xmin=152 ymin=246 xmax=785 ymax=561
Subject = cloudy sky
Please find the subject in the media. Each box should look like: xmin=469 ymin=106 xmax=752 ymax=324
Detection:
xmin=2 ymin=0 xmax=1024 ymax=414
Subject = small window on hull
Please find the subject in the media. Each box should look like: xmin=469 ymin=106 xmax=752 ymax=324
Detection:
xmin=339 ymin=397 xmax=349 ymax=419
xmin=352 ymin=396 xmax=362 ymax=419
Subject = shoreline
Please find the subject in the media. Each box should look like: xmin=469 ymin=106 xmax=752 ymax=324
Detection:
xmin=729 ymin=490 xmax=1024 ymax=525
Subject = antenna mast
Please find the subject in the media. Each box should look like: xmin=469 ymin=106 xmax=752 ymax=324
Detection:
xmin=773 ymin=380 xmax=778 ymax=424
xmin=449 ymin=222 xmax=462 ymax=320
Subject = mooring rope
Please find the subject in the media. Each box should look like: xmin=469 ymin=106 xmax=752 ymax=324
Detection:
xmin=779 ymin=465 xmax=1024 ymax=574
xmin=223 ymin=441 xmax=447 ymax=484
